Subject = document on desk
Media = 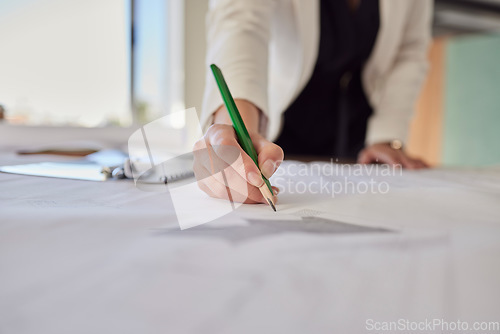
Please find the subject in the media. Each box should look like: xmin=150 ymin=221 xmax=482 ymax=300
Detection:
xmin=0 ymin=161 xmax=108 ymax=181
xmin=165 ymin=160 xmax=500 ymax=238
xmin=0 ymin=149 xmax=128 ymax=181
xmin=167 ymin=160 xmax=401 ymax=233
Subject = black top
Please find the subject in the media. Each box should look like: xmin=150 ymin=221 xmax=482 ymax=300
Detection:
xmin=275 ymin=0 xmax=380 ymax=159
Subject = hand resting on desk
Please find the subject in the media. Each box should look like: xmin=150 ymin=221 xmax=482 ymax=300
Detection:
xmin=358 ymin=143 xmax=429 ymax=169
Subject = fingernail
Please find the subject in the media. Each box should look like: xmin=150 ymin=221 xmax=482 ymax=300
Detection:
xmin=247 ymin=171 xmax=263 ymax=187
xmin=273 ymin=188 xmax=280 ymax=196
xmin=261 ymin=160 xmax=276 ymax=179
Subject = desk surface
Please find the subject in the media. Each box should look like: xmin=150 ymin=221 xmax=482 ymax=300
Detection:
xmin=1 ymin=152 xmax=500 ymax=334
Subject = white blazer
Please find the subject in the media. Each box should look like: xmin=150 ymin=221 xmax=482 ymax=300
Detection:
xmin=201 ymin=0 xmax=433 ymax=145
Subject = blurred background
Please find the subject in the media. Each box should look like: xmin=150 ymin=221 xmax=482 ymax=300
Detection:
xmin=0 ymin=0 xmax=499 ymax=166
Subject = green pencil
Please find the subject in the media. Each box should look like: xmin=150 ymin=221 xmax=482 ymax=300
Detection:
xmin=210 ymin=64 xmax=276 ymax=211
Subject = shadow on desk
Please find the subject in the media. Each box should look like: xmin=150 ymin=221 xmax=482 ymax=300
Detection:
xmin=285 ymin=155 xmax=356 ymax=164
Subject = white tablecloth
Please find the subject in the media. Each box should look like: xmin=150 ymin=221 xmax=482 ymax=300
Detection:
xmin=1 ymin=152 xmax=499 ymax=334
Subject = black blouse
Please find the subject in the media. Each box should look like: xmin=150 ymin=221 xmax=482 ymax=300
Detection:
xmin=275 ymin=0 xmax=380 ymax=159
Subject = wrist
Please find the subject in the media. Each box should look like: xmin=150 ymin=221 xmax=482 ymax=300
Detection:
xmin=371 ymin=140 xmax=404 ymax=150
xmin=389 ymin=139 xmax=403 ymax=150
xmin=213 ymin=99 xmax=261 ymax=133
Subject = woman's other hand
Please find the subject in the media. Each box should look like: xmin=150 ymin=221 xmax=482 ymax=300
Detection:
xmin=357 ymin=142 xmax=429 ymax=169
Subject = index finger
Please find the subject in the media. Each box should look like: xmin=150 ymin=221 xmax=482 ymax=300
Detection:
xmin=206 ymin=126 xmax=263 ymax=186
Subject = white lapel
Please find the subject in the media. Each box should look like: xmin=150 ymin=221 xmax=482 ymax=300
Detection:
xmin=363 ymin=0 xmax=407 ymax=98
xmin=363 ymin=0 xmax=389 ymax=94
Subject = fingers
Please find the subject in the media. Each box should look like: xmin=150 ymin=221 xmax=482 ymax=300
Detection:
xmin=357 ymin=143 xmax=429 ymax=169
xmin=196 ymin=179 xmax=216 ymax=198
xmin=253 ymin=135 xmax=284 ymax=179
xmin=272 ymin=186 xmax=280 ymax=196
xmin=399 ymin=154 xmax=419 ymax=169
xmin=193 ymin=124 xmax=280 ymax=204
xmin=399 ymin=154 xmax=429 ymax=170
xmin=196 ymin=164 xmax=267 ymax=204
xmin=358 ymin=147 xmax=399 ymax=166
xmin=205 ymin=124 xmax=264 ymax=187
xmin=357 ymin=149 xmax=375 ymax=164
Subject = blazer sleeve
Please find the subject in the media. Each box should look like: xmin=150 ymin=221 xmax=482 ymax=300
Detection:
xmin=365 ymin=0 xmax=433 ymax=146
xmin=200 ymin=0 xmax=276 ymax=132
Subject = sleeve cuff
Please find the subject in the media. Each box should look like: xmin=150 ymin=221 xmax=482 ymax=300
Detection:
xmin=365 ymin=114 xmax=411 ymax=146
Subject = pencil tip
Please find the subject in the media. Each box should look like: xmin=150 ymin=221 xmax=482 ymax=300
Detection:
xmin=267 ymin=198 xmax=276 ymax=212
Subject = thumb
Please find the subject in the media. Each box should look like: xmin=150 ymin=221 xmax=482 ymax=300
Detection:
xmin=252 ymin=134 xmax=284 ymax=179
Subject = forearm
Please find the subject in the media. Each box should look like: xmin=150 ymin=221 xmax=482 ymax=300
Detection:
xmin=201 ymin=0 xmax=273 ymax=135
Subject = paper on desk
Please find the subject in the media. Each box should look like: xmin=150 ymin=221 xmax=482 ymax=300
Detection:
xmin=0 ymin=161 xmax=107 ymax=181
xmin=165 ymin=160 xmax=500 ymax=238
xmin=166 ymin=163 xmax=393 ymax=234
xmin=0 ymin=150 xmax=129 ymax=182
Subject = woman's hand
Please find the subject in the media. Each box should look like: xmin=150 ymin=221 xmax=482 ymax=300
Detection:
xmin=357 ymin=142 xmax=429 ymax=169
xmin=193 ymin=100 xmax=283 ymax=204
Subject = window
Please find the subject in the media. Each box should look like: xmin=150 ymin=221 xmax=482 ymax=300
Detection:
xmin=133 ymin=0 xmax=185 ymax=128
xmin=0 ymin=0 xmax=184 ymax=128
